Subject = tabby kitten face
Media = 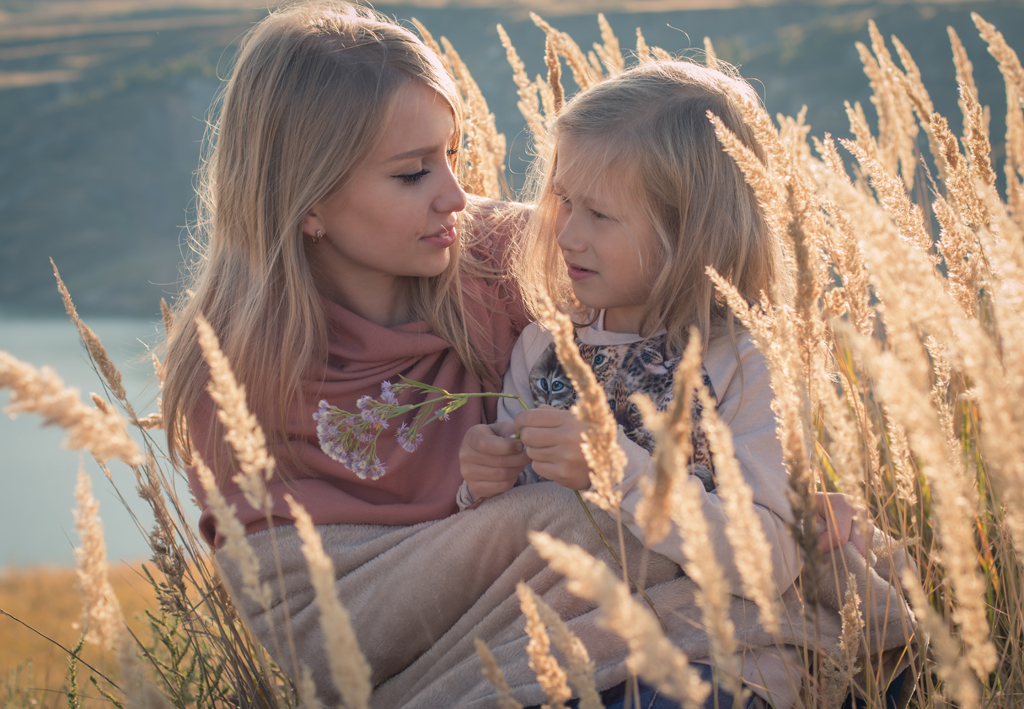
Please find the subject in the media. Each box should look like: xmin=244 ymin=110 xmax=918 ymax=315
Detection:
xmin=528 ymin=346 xmax=577 ymax=408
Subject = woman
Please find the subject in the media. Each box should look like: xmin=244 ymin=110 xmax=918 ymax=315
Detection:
xmin=163 ymin=3 xmax=912 ymax=707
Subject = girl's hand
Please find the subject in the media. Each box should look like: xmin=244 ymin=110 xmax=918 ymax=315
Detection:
xmin=815 ymin=491 xmax=875 ymax=557
xmin=460 ymin=422 xmax=531 ymax=501
xmin=514 ymin=406 xmax=592 ymax=490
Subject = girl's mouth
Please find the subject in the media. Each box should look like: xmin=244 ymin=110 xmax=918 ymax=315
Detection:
xmin=421 ymin=226 xmax=457 ymax=248
xmin=566 ymin=263 xmax=596 ymax=281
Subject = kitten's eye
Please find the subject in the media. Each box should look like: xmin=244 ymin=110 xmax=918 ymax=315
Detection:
xmin=539 ymin=379 xmax=550 ymax=393
xmin=608 ymin=398 xmax=617 ymax=410
xmin=551 ymin=381 xmax=564 ymax=392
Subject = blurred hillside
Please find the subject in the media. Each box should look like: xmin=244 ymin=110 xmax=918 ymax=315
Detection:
xmin=0 ymin=0 xmax=1020 ymax=318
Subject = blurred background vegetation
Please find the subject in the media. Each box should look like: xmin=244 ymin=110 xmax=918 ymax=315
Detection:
xmin=0 ymin=0 xmax=1021 ymax=320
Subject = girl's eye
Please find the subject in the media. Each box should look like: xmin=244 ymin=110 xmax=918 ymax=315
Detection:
xmin=396 ymin=169 xmax=429 ymax=184
xmin=590 ymin=209 xmax=608 ymax=220
xmin=446 ymin=148 xmax=459 ymax=157
xmin=555 ymin=193 xmax=572 ymax=206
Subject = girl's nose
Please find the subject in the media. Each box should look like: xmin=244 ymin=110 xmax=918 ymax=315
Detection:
xmin=556 ymin=213 xmax=583 ymax=252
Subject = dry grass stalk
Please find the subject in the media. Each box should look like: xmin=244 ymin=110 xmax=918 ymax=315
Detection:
xmin=517 ymin=583 xmax=572 ymax=709
xmin=0 ymin=350 xmax=143 ymax=465
xmin=635 ymin=28 xmax=650 ymax=64
xmin=960 ymin=81 xmax=997 ymax=189
xmin=820 ymin=573 xmax=864 ymax=708
xmin=840 ymin=139 xmax=934 ymax=259
xmin=932 ymin=194 xmax=981 ymax=317
xmin=844 ymin=100 xmax=881 ymax=170
xmin=285 ymin=494 xmax=371 ymax=709
xmin=530 ymin=13 xmax=600 ymax=92
xmin=632 ymin=328 xmax=701 ymax=545
xmin=194 ymin=453 xmax=271 ymax=610
xmin=948 ymin=26 xmax=979 ymax=126
xmin=536 ymin=297 xmax=625 ymax=513
xmin=633 ymin=385 xmax=739 ymax=688
xmin=882 ymin=408 xmax=919 ymax=506
xmin=545 ymin=35 xmax=565 ymax=115
xmin=902 ymin=569 xmax=980 ymax=709
xmin=195 ymin=314 xmax=274 ymax=507
xmin=1005 ymin=81 xmax=1024 ymax=223
xmin=298 ymin=664 xmax=323 ymax=709
xmin=972 ymin=13 xmax=1024 ymax=117
xmin=498 ymin=24 xmax=546 ymax=141
xmin=698 ymin=385 xmax=782 ymax=636
xmin=864 ymin=23 xmax=918 ymax=190
xmin=523 ymin=584 xmax=602 ymax=709
xmin=52 ymin=260 xmax=132 ymax=411
xmin=529 ymin=532 xmax=710 ymax=709
xmin=891 ymin=36 xmax=948 ymax=182
xmin=843 ymin=328 xmax=996 ymax=679
xmin=703 ymin=36 xmax=716 ymax=68
xmin=440 ymin=36 xmax=506 ymax=201
xmin=931 ymin=113 xmax=989 ymax=230
xmin=820 ymin=200 xmax=874 ymax=337
xmin=73 ymin=466 xmax=125 ymax=651
xmin=475 ymin=638 xmax=525 ymax=709
xmin=591 ymin=13 xmax=623 ymax=75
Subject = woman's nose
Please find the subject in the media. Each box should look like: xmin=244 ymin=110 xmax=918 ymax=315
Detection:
xmin=435 ymin=163 xmax=468 ymax=215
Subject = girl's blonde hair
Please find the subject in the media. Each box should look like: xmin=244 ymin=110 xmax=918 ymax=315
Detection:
xmin=162 ymin=1 xmax=491 ymax=470
xmin=517 ymin=60 xmax=783 ymax=355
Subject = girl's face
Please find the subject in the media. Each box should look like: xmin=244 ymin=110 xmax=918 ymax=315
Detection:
xmin=553 ymin=140 xmax=659 ymax=334
xmin=302 ymin=81 xmax=467 ymax=325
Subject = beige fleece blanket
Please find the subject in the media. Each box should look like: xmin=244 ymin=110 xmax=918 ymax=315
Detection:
xmin=217 ymin=483 xmax=918 ymax=709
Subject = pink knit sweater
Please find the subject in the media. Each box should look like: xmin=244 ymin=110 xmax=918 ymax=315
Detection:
xmin=188 ymin=218 xmax=528 ymax=547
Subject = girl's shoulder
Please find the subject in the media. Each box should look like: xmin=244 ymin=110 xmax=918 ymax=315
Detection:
xmin=703 ymin=327 xmax=771 ymax=406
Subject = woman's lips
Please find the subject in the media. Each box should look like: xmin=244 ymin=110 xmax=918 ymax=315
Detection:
xmin=421 ymin=226 xmax=457 ymax=248
xmin=566 ymin=263 xmax=596 ymax=281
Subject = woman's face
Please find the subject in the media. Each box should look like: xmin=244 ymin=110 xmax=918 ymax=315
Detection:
xmin=302 ymin=81 xmax=467 ymax=325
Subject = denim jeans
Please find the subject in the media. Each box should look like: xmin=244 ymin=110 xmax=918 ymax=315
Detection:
xmin=525 ymin=663 xmax=755 ymax=709
xmin=526 ymin=664 xmax=910 ymax=709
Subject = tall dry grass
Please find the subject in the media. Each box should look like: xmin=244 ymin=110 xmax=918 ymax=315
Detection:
xmin=1 ymin=10 xmax=1023 ymax=709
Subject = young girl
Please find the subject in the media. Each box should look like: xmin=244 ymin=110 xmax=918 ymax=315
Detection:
xmin=459 ymin=60 xmax=877 ymax=708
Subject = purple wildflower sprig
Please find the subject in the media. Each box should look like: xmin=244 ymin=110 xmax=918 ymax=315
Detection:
xmin=313 ymin=375 xmax=527 ymax=480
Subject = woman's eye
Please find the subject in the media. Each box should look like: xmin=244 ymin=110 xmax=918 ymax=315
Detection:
xmin=446 ymin=148 xmax=459 ymax=157
xmin=396 ymin=169 xmax=429 ymax=184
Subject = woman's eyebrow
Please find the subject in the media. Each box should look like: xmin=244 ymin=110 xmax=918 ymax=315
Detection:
xmin=387 ymin=144 xmax=443 ymax=162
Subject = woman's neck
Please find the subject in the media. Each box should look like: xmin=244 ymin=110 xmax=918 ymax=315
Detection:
xmin=319 ymin=274 xmax=413 ymax=327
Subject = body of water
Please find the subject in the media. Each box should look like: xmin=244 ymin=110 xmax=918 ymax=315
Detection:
xmin=0 ymin=316 xmax=185 ymax=566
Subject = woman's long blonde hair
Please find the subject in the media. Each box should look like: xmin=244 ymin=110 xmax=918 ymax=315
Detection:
xmin=517 ymin=60 xmax=783 ymax=355
xmin=162 ymin=1 xmax=491 ymax=470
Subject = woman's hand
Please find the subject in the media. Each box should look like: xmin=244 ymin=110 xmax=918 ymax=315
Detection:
xmin=460 ymin=422 xmax=531 ymax=501
xmin=815 ymin=491 xmax=875 ymax=557
xmin=514 ymin=406 xmax=592 ymax=490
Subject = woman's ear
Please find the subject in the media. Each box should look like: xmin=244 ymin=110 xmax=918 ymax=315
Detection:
xmin=301 ymin=211 xmax=323 ymax=239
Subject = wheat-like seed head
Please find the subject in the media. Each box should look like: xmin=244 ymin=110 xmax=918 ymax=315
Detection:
xmin=73 ymin=466 xmax=125 ymax=651
xmin=536 ymin=297 xmax=624 ymax=512
xmin=522 ymin=584 xmax=602 ymax=709
xmin=195 ymin=315 xmax=274 ymax=510
xmin=194 ymin=453 xmax=271 ymax=610
xmin=285 ymin=494 xmax=372 ymax=709
xmin=529 ymin=531 xmax=710 ymax=709
xmin=0 ymin=351 xmax=143 ymax=465
xmin=697 ymin=387 xmax=782 ymax=636
xmin=474 ymin=638 xmax=525 ymax=709
xmin=517 ymin=583 xmax=571 ymax=709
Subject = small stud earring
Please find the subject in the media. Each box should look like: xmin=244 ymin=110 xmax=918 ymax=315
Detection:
xmin=312 ymin=229 xmax=324 ymax=244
